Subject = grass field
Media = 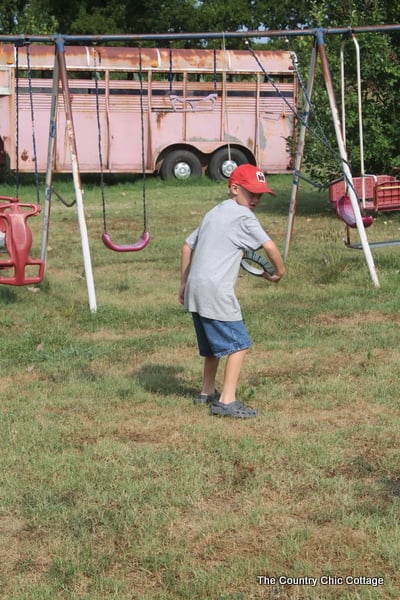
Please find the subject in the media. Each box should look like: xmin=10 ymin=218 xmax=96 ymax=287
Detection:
xmin=0 ymin=174 xmax=399 ymax=599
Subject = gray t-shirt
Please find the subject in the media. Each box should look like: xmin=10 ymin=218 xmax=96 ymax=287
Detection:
xmin=184 ymin=199 xmax=270 ymax=321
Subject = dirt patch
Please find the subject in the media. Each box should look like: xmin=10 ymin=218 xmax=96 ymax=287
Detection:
xmin=0 ymin=516 xmax=27 ymax=575
xmin=316 ymin=311 xmax=400 ymax=327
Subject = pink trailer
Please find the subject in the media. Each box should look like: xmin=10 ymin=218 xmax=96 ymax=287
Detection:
xmin=0 ymin=44 xmax=297 ymax=180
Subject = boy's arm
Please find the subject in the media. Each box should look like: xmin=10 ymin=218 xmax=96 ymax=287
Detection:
xmin=178 ymin=242 xmax=193 ymax=304
xmin=261 ymin=239 xmax=285 ymax=283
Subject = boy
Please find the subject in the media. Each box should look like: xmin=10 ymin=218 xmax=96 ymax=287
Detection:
xmin=178 ymin=164 xmax=285 ymax=418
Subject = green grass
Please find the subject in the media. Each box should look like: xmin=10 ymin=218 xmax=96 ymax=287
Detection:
xmin=0 ymin=174 xmax=399 ymax=599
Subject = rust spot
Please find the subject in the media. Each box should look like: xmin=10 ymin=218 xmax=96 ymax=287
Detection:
xmin=20 ymin=149 xmax=29 ymax=162
xmin=156 ymin=112 xmax=167 ymax=127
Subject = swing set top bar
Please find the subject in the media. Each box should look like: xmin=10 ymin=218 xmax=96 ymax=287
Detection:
xmin=0 ymin=24 xmax=400 ymax=44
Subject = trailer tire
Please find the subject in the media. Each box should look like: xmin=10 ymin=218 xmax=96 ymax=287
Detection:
xmin=160 ymin=150 xmax=202 ymax=180
xmin=208 ymin=148 xmax=248 ymax=180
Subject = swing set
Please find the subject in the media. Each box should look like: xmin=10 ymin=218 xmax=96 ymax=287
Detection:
xmin=0 ymin=37 xmax=151 ymax=309
xmin=1 ymin=26 xmax=400 ymax=300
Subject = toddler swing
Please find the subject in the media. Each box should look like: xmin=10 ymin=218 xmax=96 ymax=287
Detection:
xmin=0 ymin=197 xmax=45 ymax=285
xmin=94 ymin=47 xmax=150 ymax=253
xmin=0 ymin=41 xmax=44 ymax=286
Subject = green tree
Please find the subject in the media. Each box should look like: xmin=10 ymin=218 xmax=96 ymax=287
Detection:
xmin=0 ymin=0 xmax=19 ymax=33
xmin=49 ymin=0 xmax=200 ymax=37
xmin=284 ymin=1 xmax=400 ymax=181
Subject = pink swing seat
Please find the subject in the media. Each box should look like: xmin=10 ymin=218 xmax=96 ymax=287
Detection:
xmin=335 ymin=195 xmax=374 ymax=229
xmin=101 ymin=230 xmax=151 ymax=252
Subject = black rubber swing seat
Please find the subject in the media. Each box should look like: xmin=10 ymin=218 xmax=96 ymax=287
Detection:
xmin=240 ymin=249 xmax=275 ymax=277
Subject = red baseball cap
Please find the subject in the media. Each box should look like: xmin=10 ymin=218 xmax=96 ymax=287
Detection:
xmin=229 ymin=164 xmax=276 ymax=195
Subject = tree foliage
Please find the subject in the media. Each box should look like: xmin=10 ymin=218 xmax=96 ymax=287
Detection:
xmin=1 ymin=0 xmax=400 ymax=180
xmin=285 ymin=1 xmax=400 ymax=180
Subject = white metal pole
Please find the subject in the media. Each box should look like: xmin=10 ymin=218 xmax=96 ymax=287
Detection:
xmin=316 ymin=30 xmax=380 ymax=288
xmin=56 ymin=38 xmax=97 ymax=312
xmin=341 ymin=35 xmax=366 ymax=206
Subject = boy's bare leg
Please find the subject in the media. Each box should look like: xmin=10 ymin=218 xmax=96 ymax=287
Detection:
xmin=219 ymin=348 xmax=248 ymax=404
xmin=201 ymin=355 xmax=220 ymax=396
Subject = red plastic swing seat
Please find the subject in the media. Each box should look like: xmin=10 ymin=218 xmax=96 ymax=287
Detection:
xmin=0 ymin=196 xmax=45 ymax=286
xmin=336 ymin=195 xmax=374 ymax=229
xmin=102 ymin=230 xmax=150 ymax=252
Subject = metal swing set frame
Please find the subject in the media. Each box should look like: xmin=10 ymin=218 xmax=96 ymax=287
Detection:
xmin=1 ymin=24 xmax=400 ymax=307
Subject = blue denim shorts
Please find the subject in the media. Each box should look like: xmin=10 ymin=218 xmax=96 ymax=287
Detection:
xmin=191 ymin=313 xmax=252 ymax=358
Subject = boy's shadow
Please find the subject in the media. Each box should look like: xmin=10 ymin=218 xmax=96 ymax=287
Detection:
xmin=135 ymin=364 xmax=198 ymax=398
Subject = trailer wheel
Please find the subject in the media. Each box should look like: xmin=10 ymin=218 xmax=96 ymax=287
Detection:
xmin=208 ymin=148 xmax=248 ymax=180
xmin=160 ymin=150 xmax=202 ymax=180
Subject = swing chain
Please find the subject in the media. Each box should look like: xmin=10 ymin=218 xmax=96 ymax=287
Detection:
xmin=247 ymin=40 xmax=347 ymax=187
xmin=14 ymin=40 xmax=40 ymax=203
xmin=287 ymin=42 xmax=339 ymax=162
xmin=15 ymin=43 xmax=20 ymax=196
xmin=26 ymin=44 xmax=40 ymax=203
xmin=93 ymin=47 xmax=108 ymax=234
xmin=94 ymin=44 xmax=149 ymax=251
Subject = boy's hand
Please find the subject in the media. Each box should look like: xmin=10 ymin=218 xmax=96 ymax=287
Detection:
xmin=262 ymin=271 xmax=282 ymax=283
xmin=178 ymin=283 xmax=186 ymax=304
